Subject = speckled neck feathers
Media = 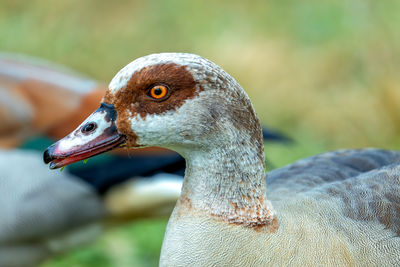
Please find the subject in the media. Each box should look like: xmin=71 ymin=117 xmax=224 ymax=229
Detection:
xmin=179 ymin=138 xmax=276 ymax=229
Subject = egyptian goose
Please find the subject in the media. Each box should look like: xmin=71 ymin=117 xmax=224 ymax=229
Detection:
xmin=44 ymin=53 xmax=400 ymax=266
xmin=0 ymin=52 xmax=290 ymax=219
xmin=0 ymin=52 xmax=288 ymax=229
xmin=0 ymin=52 xmax=288 ymax=191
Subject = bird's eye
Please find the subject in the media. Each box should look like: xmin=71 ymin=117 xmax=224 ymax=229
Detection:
xmin=148 ymin=85 xmax=169 ymax=100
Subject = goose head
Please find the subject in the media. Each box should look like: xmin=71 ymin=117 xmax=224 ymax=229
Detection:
xmin=44 ymin=53 xmax=265 ymax=170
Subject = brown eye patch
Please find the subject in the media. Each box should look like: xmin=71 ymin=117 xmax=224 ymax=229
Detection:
xmin=104 ymin=63 xmax=203 ymax=120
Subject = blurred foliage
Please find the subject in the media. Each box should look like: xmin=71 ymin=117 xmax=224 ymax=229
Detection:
xmin=1 ymin=0 xmax=400 ymax=266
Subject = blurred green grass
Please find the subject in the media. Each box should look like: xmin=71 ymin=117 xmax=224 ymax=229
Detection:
xmin=42 ymin=219 xmax=168 ymax=267
xmin=1 ymin=0 xmax=400 ymax=266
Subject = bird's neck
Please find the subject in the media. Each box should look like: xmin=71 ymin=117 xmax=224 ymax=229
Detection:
xmin=177 ymin=133 xmax=277 ymax=230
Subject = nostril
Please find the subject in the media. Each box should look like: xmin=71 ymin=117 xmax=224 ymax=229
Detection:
xmin=82 ymin=122 xmax=97 ymax=134
xmin=43 ymin=147 xmax=53 ymax=164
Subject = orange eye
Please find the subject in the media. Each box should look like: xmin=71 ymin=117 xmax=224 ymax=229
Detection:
xmin=148 ymin=85 xmax=169 ymax=100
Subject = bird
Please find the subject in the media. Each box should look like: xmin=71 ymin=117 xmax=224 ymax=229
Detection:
xmin=0 ymin=51 xmax=290 ymax=215
xmin=0 ymin=53 xmax=290 ymax=265
xmin=0 ymin=51 xmax=290 ymax=204
xmin=44 ymin=52 xmax=400 ymax=266
xmin=0 ymin=52 xmax=290 ymax=194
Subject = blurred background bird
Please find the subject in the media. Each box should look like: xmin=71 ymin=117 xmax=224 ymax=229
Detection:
xmin=0 ymin=0 xmax=399 ymax=266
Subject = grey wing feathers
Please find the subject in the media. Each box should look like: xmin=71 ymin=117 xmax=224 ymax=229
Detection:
xmin=267 ymin=149 xmax=400 ymax=194
xmin=317 ymin=163 xmax=400 ymax=236
xmin=267 ymin=148 xmax=400 ymax=236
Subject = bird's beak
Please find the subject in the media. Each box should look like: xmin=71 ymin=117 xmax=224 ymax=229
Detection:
xmin=43 ymin=103 xmax=126 ymax=169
